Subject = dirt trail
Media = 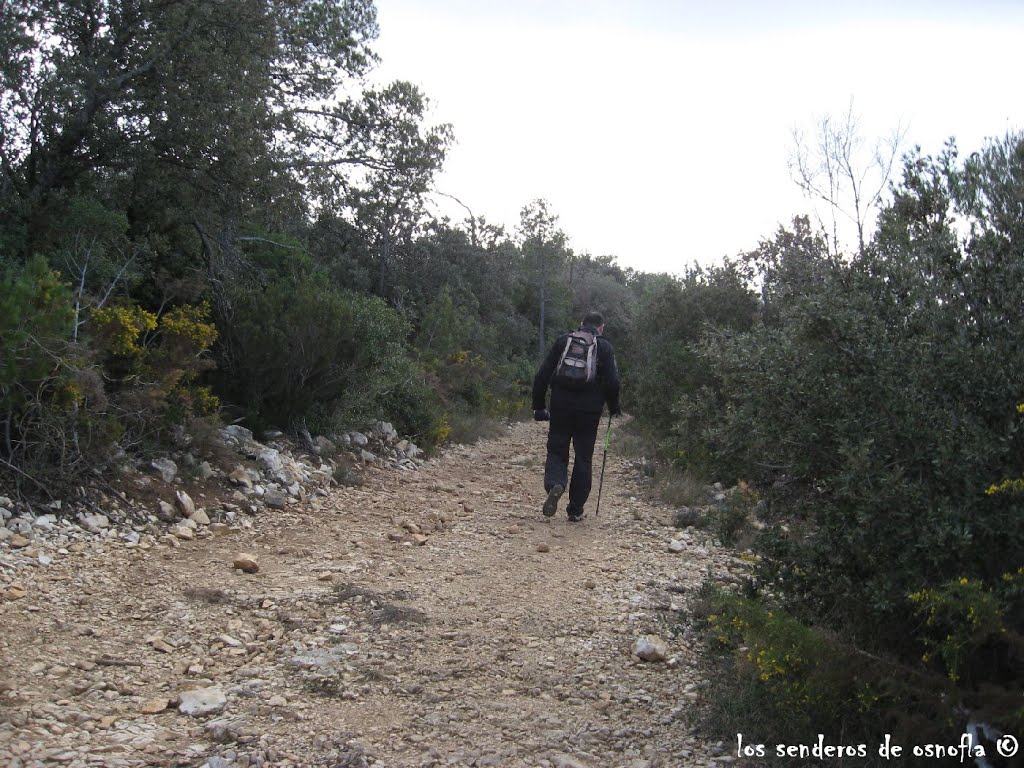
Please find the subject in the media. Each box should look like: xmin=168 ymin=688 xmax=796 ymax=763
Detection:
xmin=0 ymin=421 xmax=743 ymax=768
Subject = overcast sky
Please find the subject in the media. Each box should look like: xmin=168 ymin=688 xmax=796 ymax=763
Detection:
xmin=370 ymin=1 xmax=1024 ymax=275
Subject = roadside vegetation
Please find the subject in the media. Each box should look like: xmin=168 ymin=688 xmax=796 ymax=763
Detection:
xmin=1 ymin=2 xmax=1020 ymax=757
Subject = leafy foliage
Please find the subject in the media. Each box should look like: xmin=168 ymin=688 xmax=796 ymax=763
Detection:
xmin=0 ymin=258 xmax=116 ymax=489
xmin=627 ymin=263 xmax=757 ymax=447
xmin=632 ymin=134 xmax=1024 ymax=743
xmin=696 ymin=585 xmax=959 ymax=768
xmin=217 ymin=267 xmax=431 ymax=436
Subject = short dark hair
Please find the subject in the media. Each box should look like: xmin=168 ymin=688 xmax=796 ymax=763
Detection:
xmin=582 ymin=310 xmax=604 ymax=328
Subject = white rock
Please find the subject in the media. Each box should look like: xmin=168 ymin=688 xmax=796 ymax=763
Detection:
xmin=554 ymin=756 xmax=592 ymax=768
xmin=82 ymin=513 xmax=109 ymax=532
xmin=190 ymin=509 xmax=210 ymax=526
xmin=178 ymin=687 xmax=226 ymax=716
xmin=150 ymin=458 xmax=178 ymax=483
xmin=256 ymin=448 xmax=283 ymax=473
xmin=668 ymin=539 xmax=686 ymax=553
xmin=631 ymin=635 xmax=669 ymax=662
xmin=175 ymin=490 xmax=195 ymax=517
xmin=313 ymin=436 xmax=337 ymax=455
xmin=9 ymin=516 xmax=32 ymax=533
xmin=221 ymin=425 xmax=253 ymax=442
xmin=263 ymin=490 xmax=287 ymax=509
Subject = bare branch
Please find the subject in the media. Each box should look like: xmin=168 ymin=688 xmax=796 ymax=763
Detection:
xmin=234 ymin=236 xmax=302 ymax=250
xmin=789 ymin=100 xmax=905 ymax=257
xmin=0 ymin=454 xmax=55 ymax=500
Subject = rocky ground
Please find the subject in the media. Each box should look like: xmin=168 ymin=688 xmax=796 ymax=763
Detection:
xmin=0 ymin=420 xmax=749 ymax=768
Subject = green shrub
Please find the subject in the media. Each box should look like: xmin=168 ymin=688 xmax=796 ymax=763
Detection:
xmin=0 ymin=256 xmax=114 ymax=487
xmin=218 ymin=269 xmax=443 ymax=442
xmin=639 ymin=134 xmax=1024 ymax=746
xmin=627 ymin=264 xmax=757 ymax=439
xmin=670 ymin=143 xmax=1024 ymax=605
xmin=909 ymin=572 xmax=1023 ymax=690
xmin=1 ymin=256 xmax=77 ymax=409
xmin=709 ymin=483 xmax=758 ymax=547
xmin=374 ymin=361 xmax=443 ymax=447
xmin=88 ymin=299 xmax=219 ymax=447
xmin=695 ymin=586 xmax=959 ymax=767
xmin=413 ymin=284 xmax=534 ymax=448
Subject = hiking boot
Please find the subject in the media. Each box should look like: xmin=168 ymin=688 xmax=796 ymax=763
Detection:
xmin=567 ymin=506 xmax=584 ymax=522
xmin=542 ymin=485 xmax=564 ymax=517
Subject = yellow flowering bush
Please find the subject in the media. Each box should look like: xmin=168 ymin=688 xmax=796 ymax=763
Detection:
xmin=909 ymin=575 xmax=1016 ymax=682
xmin=159 ymin=302 xmax=217 ymax=350
xmin=428 ymin=413 xmax=452 ymax=446
xmin=90 ymin=305 xmax=157 ymax=358
xmin=86 ymin=299 xmax=220 ymax=432
xmin=693 ymin=583 xmax=947 ymax=755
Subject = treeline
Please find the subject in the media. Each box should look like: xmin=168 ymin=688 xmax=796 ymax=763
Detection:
xmin=629 ymin=135 xmax=1024 ymax=759
xmin=0 ymin=1 xmax=644 ymax=492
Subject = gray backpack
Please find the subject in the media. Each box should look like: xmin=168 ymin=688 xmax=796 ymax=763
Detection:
xmin=553 ymin=330 xmax=597 ymax=389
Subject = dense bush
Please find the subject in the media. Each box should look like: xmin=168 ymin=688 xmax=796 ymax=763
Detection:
xmin=413 ymin=287 xmax=532 ymax=443
xmin=0 ymin=257 xmax=221 ymax=488
xmin=695 ymin=585 xmax=960 ymax=768
xmin=630 ymin=134 xmax=1024 ymax=746
xmin=90 ymin=298 xmax=220 ymax=447
xmin=626 ymin=264 xmax=757 ymax=458
xmin=697 ymin=140 xmax=1024 ymax=651
xmin=216 ymin=267 xmax=440 ymax=439
xmin=0 ymin=256 xmax=105 ymax=487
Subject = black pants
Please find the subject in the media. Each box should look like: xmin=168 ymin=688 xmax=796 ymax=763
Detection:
xmin=544 ymin=408 xmax=602 ymax=513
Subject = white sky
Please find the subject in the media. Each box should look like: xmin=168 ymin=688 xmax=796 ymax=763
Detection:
xmin=370 ymin=0 xmax=1024 ymax=275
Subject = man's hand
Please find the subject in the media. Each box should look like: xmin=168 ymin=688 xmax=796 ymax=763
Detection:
xmin=533 ymin=409 xmax=550 ymax=422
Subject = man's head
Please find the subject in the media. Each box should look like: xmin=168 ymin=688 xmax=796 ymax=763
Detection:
xmin=582 ymin=310 xmax=605 ymax=334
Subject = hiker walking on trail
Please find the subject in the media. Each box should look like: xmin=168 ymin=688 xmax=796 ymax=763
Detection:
xmin=532 ymin=310 xmax=621 ymax=521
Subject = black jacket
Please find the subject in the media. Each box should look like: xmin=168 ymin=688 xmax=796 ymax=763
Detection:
xmin=532 ymin=325 xmax=621 ymax=415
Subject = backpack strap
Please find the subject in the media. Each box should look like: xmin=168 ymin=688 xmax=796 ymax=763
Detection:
xmin=556 ymin=334 xmax=575 ymax=370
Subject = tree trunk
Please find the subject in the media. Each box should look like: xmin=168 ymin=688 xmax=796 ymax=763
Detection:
xmin=377 ymin=230 xmax=391 ymax=298
xmin=538 ymin=278 xmax=546 ymax=359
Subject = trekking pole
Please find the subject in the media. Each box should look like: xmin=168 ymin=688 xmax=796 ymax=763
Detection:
xmin=594 ymin=412 xmax=613 ymax=518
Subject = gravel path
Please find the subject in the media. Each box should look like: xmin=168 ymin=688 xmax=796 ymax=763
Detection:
xmin=0 ymin=421 xmax=745 ymax=767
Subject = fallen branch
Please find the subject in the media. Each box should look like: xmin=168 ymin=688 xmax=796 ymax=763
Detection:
xmin=95 ymin=656 xmax=143 ymax=668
